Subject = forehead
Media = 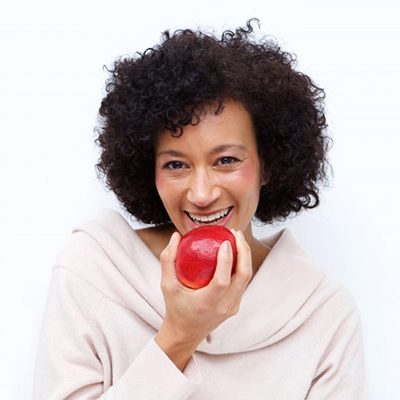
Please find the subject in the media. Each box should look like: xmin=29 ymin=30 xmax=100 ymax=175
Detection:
xmin=155 ymin=101 xmax=256 ymax=153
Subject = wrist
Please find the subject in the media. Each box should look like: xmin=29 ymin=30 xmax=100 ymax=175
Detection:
xmin=155 ymin=324 xmax=201 ymax=371
xmin=157 ymin=318 xmax=204 ymax=349
xmin=156 ymin=319 xmax=203 ymax=349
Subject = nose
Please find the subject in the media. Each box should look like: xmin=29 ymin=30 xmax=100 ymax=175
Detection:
xmin=186 ymin=169 xmax=221 ymax=208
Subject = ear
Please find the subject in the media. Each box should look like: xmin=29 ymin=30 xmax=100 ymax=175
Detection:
xmin=261 ymin=174 xmax=269 ymax=187
xmin=261 ymin=178 xmax=267 ymax=186
xmin=260 ymin=161 xmax=271 ymax=187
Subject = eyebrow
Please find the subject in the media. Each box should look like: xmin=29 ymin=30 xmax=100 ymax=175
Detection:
xmin=156 ymin=144 xmax=247 ymax=158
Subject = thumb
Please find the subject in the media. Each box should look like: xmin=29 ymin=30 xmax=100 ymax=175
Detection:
xmin=160 ymin=231 xmax=181 ymax=286
xmin=211 ymin=240 xmax=233 ymax=287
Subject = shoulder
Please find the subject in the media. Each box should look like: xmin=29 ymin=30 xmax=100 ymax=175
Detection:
xmin=307 ymin=277 xmax=363 ymax=343
xmin=50 ymin=209 xmax=175 ymax=305
xmin=52 ymin=208 xmax=147 ymax=282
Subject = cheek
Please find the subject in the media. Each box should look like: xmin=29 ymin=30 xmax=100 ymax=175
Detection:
xmin=229 ymin=161 xmax=260 ymax=187
xmin=241 ymin=163 xmax=259 ymax=183
xmin=155 ymin=173 xmax=184 ymax=203
xmin=155 ymin=172 xmax=168 ymax=197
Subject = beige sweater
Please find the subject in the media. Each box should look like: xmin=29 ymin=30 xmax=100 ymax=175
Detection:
xmin=33 ymin=208 xmax=368 ymax=399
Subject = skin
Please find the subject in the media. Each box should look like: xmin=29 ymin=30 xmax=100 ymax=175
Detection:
xmin=151 ymin=100 xmax=270 ymax=276
xmin=137 ymin=101 xmax=273 ymax=371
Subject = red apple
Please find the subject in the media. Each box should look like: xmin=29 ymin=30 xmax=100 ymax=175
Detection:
xmin=176 ymin=225 xmax=237 ymax=289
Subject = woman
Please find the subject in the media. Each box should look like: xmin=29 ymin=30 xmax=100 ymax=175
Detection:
xmin=33 ymin=19 xmax=367 ymax=399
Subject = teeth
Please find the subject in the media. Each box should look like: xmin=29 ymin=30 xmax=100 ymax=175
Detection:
xmin=188 ymin=207 xmax=231 ymax=223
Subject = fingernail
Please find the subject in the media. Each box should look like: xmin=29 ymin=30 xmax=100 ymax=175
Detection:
xmin=221 ymin=241 xmax=230 ymax=252
xmin=170 ymin=232 xmax=179 ymax=243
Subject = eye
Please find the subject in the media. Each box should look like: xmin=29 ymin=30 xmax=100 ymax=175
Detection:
xmin=218 ymin=156 xmax=239 ymax=166
xmin=162 ymin=161 xmax=185 ymax=170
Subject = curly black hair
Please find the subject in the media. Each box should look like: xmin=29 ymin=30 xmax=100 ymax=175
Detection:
xmin=94 ymin=18 xmax=333 ymax=226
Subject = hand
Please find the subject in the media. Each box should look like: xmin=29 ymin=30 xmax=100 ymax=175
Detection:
xmin=158 ymin=229 xmax=253 ymax=346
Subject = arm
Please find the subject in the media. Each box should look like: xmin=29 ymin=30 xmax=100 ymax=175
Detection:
xmin=306 ymin=307 xmax=368 ymax=399
xmin=33 ymin=266 xmax=202 ymax=400
xmin=155 ymin=321 xmax=202 ymax=372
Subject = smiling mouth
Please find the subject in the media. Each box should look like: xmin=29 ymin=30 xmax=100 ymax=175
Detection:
xmin=185 ymin=206 xmax=233 ymax=225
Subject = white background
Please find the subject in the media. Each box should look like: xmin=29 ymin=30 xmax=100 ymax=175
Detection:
xmin=1 ymin=0 xmax=399 ymax=398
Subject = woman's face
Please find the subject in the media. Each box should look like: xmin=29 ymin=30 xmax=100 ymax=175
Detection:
xmin=155 ymin=101 xmax=267 ymax=241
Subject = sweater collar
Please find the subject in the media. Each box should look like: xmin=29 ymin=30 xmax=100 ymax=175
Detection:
xmin=198 ymin=228 xmax=325 ymax=353
xmin=73 ymin=208 xmax=326 ymax=354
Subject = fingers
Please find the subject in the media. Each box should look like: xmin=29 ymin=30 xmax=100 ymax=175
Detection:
xmin=232 ymin=229 xmax=253 ymax=286
xmin=214 ymin=241 xmax=234 ymax=286
xmin=203 ymin=230 xmax=252 ymax=315
xmin=159 ymin=231 xmax=181 ymax=290
xmin=222 ymin=229 xmax=253 ymax=304
xmin=160 ymin=228 xmax=252 ymax=311
xmin=234 ymin=229 xmax=253 ymax=277
xmin=202 ymin=240 xmax=233 ymax=298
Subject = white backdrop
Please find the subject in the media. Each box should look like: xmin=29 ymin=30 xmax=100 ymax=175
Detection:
xmin=1 ymin=0 xmax=399 ymax=398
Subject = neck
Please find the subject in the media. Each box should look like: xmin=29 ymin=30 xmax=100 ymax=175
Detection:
xmin=244 ymin=225 xmax=271 ymax=278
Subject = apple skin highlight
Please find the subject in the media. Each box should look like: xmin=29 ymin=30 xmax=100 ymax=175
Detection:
xmin=175 ymin=225 xmax=237 ymax=289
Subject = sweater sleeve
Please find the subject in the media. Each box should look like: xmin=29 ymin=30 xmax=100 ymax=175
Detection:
xmin=305 ymin=305 xmax=368 ymax=399
xmin=33 ymin=266 xmax=202 ymax=400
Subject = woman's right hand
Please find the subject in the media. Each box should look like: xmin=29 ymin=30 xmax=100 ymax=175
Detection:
xmin=157 ymin=229 xmax=253 ymax=347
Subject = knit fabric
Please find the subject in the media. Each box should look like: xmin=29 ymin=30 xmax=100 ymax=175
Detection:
xmin=33 ymin=208 xmax=368 ymax=399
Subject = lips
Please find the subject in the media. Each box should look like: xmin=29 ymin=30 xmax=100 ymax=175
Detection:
xmin=185 ymin=206 xmax=233 ymax=228
xmin=186 ymin=207 xmax=232 ymax=223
